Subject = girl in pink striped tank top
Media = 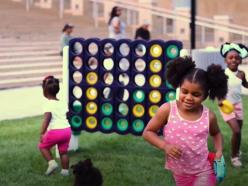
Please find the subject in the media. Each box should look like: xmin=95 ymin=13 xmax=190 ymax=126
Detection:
xmin=143 ymin=57 xmax=228 ymax=186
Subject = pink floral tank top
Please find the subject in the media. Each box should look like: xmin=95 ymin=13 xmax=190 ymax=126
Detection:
xmin=163 ymin=101 xmax=212 ymax=175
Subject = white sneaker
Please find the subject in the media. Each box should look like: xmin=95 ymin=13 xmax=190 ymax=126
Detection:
xmin=60 ymin=169 xmax=69 ymax=176
xmin=231 ymin=157 xmax=242 ymax=167
xmin=45 ymin=160 xmax=58 ymax=175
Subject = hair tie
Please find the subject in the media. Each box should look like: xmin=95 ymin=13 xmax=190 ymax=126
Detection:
xmin=43 ymin=75 xmax=54 ymax=81
xmin=220 ymin=42 xmax=248 ymax=59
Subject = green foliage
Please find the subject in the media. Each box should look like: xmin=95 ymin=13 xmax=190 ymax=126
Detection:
xmin=0 ymin=97 xmax=248 ymax=186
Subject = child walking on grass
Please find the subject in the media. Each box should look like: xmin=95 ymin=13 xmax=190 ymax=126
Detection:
xmin=143 ymin=57 xmax=228 ymax=186
xmin=219 ymin=43 xmax=248 ymax=167
xmin=38 ymin=76 xmax=71 ymax=176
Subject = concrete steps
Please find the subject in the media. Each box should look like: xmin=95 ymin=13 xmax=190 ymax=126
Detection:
xmin=0 ymin=0 xmax=108 ymax=90
xmin=0 ymin=39 xmax=62 ymax=89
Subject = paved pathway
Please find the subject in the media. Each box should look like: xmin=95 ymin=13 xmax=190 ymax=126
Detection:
xmin=0 ymin=86 xmax=44 ymax=120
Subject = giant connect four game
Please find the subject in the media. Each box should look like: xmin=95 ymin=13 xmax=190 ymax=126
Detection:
xmin=66 ymin=38 xmax=182 ymax=136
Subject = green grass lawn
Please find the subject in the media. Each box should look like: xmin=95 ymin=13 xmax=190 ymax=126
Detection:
xmin=0 ymin=98 xmax=248 ymax=186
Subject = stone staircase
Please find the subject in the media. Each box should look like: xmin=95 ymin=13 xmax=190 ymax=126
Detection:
xmin=0 ymin=39 xmax=62 ymax=89
xmin=0 ymin=0 xmax=108 ymax=90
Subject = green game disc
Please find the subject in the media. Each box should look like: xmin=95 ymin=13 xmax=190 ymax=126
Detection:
xmin=133 ymin=90 xmax=145 ymax=103
xmin=117 ymin=119 xmax=129 ymax=132
xmin=71 ymin=116 xmax=82 ymax=128
xmin=101 ymin=103 xmax=113 ymax=116
xmin=72 ymin=100 xmax=82 ymax=113
xmin=166 ymin=45 xmax=179 ymax=59
xmin=101 ymin=117 xmax=113 ymax=130
xmin=118 ymin=103 xmax=129 ymax=116
xmin=165 ymin=91 xmax=176 ymax=101
xmin=132 ymin=119 xmax=145 ymax=132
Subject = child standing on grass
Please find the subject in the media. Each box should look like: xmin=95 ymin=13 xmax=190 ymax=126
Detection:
xmin=219 ymin=43 xmax=248 ymax=167
xmin=38 ymin=76 xmax=71 ymax=176
xmin=143 ymin=57 xmax=228 ymax=186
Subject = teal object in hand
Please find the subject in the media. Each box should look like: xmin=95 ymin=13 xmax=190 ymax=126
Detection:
xmin=214 ymin=156 xmax=226 ymax=183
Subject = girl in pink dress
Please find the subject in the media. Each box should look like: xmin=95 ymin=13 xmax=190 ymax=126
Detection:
xmin=143 ymin=57 xmax=228 ymax=186
xmin=219 ymin=43 xmax=248 ymax=167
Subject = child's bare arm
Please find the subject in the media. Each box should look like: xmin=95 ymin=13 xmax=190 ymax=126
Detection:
xmin=209 ymin=111 xmax=223 ymax=159
xmin=239 ymin=70 xmax=248 ymax=88
xmin=143 ymin=103 xmax=170 ymax=150
xmin=143 ymin=103 xmax=182 ymax=159
xmin=40 ymin=112 xmax=52 ymax=135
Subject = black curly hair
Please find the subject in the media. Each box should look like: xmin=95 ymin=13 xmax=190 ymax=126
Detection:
xmin=165 ymin=57 xmax=228 ymax=100
xmin=42 ymin=76 xmax=60 ymax=97
xmin=108 ymin=6 xmax=120 ymax=25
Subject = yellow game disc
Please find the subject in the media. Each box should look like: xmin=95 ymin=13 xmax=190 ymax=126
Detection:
xmin=220 ymin=100 xmax=234 ymax=114
xmin=132 ymin=104 xmax=145 ymax=117
xmin=149 ymin=59 xmax=162 ymax=73
xmin=86 ymin=101 xmax=98 ymax=115
xmin=150 ymin=44 xmax=162 ymax=58
xmin=86 ymin=116 xmax=97 ymax=129
xmin=148 ymin=105 xmax=159 ymax=117
xmin=149 ymin=75 xmax=162 ymax=88
xmin=86 ymin=87 xmax=98 ymax=100
xmin=149 ymin=90 xmax=161 ymax=103
xmin=86 ymin=72 xmax=98 ymax=85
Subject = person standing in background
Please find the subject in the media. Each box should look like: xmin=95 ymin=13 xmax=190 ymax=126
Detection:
xmin=134 ymin=20 xmax=151 ymax=41
xmin=60 ymin=23 xmax=74 ymax=56
xmin=108 ymin=6 xmax=126 ymax=40
xmin=219 ymin=42 xmax=248 ymax=167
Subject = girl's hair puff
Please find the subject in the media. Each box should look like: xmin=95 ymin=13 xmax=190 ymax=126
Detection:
xmin=207 ymin=64 xmax=228 ymax=100
xmin=165 ymin=57 xmax=195 ymax=88
xmin=42 ymin=76 xmax=60 ymax=97
xmin=165 ymin=57 xmax=228 ymax=100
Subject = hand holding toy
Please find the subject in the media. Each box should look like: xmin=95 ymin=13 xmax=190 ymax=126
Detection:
xmin=214 ymin=155 xmax=226 ymax=183
xmin=219 ymin=100 xmax=234 ymax=114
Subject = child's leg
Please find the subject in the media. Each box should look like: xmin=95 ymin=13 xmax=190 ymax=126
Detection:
xmin=57 ymin=128 xmax=71 ymax=176
xmin=227 ymin=118 xmax=241 ymax=157
xmin=237 ymin=120 xmax=243 ymax=153
xmin=223 ymin=102 xmax=243 ymax=158
xmin=60 ymin=152 xmax=69 ymax=169
xmin=39 ymin=148 xmax=58 ymax=175
xmin=40 ymin=148 xmax=53 ymax=161
xmin=59 ymin=152 xmax=69 ymax=176
xmin=193 ymin=173 xmax=216 ymax=186
xmin=38 ymin=131 xmax=59 ymax=175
